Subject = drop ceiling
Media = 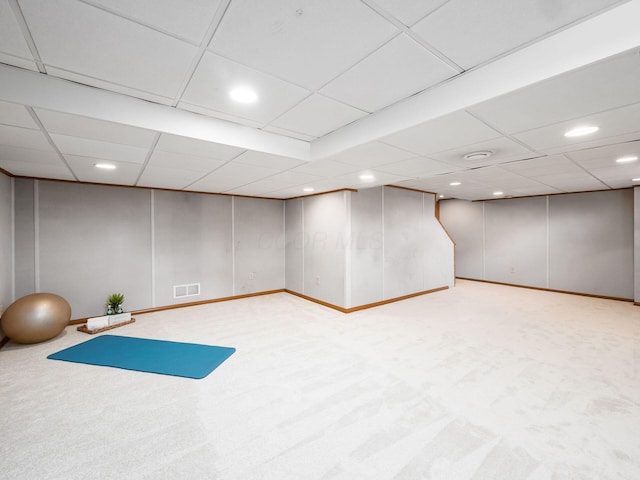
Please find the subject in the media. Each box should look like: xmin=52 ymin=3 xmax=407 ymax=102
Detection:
xmin=0 ymin=0 xmax=639 ymax=201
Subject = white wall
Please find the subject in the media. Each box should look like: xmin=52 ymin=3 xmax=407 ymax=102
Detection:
xmin=0 ymin=172 xmax=12 ymax=321
xmin=286 ymin=186 xmax=455 ymax=309
xmin=302 ymin=191 xmax=348 ymax=308
xmin=440 ymin=190 xmax=634 ymax=299
xmin=14 ymin=179 xmax=285 ymax=318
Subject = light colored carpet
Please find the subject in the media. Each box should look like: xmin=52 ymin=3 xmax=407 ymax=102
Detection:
xmin=1 ymin=280 xmax=639 ymax=479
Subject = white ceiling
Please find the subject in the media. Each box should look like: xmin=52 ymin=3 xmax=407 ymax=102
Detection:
xmin=0 ymin=0 xmax=639 ymax=200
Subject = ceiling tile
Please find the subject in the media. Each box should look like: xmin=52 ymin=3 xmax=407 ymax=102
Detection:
xmin=0 ymin=145 xmax=61 ymax=165
xmin=513 ymin=102 xmax=640 ymax=153
xmin=564 ymin=141 xmax=640 ymax=169
xmin=0 ymin=1 xmax=34 ymax=62
xmin=269 ymin=94 xmax=366 ymax=137
xmin=0 ymin=101 xmax=39 ymax=129
xmin=34 ymin=109 xmax=157 ymax=147
xmin=65 ymin=154 xmax=142 ymax=185
xmin=321 ymin=33 xmax=458 ymax=112
xmin=325 ymin=141 xmax=415 ymax=167
xmin=181 ymin=52 xmax=310 ymax=126
xmin=383 ymin=111 xmax=501 ymax=155
xmin=0 ymin=124 xmax=53 ymax=151
xmin=51 ymin=134 xmax=149 ymax=164
xmin=376 ymin=156 xmax=462 ymax=177
xmin=588 ymin=163 xmax=640 ymax=184
xmin=532 ymin=172 xmax=609 ymax=191
xmin=226 ymin=170 xmax=321 ymax=196
xmin=155 ymin=133 xmax=244 ymax=160
xmin=500 ymin=155 xmax=584 ymax=177
xmin=233 ymin=150 xmax=305 ymax=171
xmin=469 ymin=49 xmax=640 ymax=134
xmin=430 ymin=136 xmax=539 ymax=168
xmin=87 ymin=0 xmax=221 ymax=44
xmin=0 ymin=159 xmax=74 ymax=180
xmin=208 ymin=0 xmax=399 ymax=90
xmin=333 ymin=169 xmax=413 ymax=189
xmin=147 ymin=150 xmax=226 ymax=173
xmin=21 ymin=0 xmax=198 ymax=99
xmin=187 ymin=162 xmax=280 ymax=192
xmin=136 ymin=165 xmax=207 ymax=190
xmin=411 ymin=0 xmax=623 ymax=69
xmin=290 ymin=159 xmax=360 ymax=177
xmin=368 ymin=0 xmax=449 ymax=27
xmin=260 ymin=126 xmax=317 ymax=142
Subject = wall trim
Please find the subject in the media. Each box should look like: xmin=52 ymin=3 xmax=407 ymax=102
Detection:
xmin=67 ymin=289 xmax=288 ymax=324
xmin=287 ymin=188 xmax=357 ymax=200
xmin=457 ymin=277 xmax=633 ymax=302
xmin=285 ymin=286 xmax=449 ymax=313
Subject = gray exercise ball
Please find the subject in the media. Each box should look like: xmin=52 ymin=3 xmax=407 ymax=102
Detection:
xmin=1 ymin=293 xmax=71 ymax=344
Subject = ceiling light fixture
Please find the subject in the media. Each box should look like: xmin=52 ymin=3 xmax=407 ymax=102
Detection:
xmin=564 ymin=125 xmax=599 ymax=137
xmin=632 ymin=178 xmax=640 ymax=182
xmin=463 ymin=151 xmax=492 ymax=161
xmin=95 ymin=163 xmax=116 ymax=170
xmin=449 ymin=181 xmax=461 ymax=186
xmin=438 ymin=194 xmax=445 ymax=198
xmin=493 ymin=191 xmax=504 ymax=196
xmin=303 ymin=187 xmax=315 ymax=192
xmin=360 ymin=174 xmax=375 ymax=181
xmin=616 ymin=155 xmax=638 ymax=163
xmin=229 ymin=87 xmax=258 ymax=103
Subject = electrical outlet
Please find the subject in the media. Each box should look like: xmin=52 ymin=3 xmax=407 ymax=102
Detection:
xmin=510 ymin=267 xmax=515 ymax=274
xmin=315 ymin=276 xmax=320 ymax=285
xmin=249 ymin=272 xmax=255 ymax=280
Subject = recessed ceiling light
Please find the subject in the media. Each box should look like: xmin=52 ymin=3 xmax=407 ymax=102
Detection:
xmin=564 ymin=125 xmax=599 ymax=137
xmin=303 ymin=187 xmax=314 ymax=192
xmin=616 ymin=155 xmax=638 ymax=163
xmin=449 ymin=181 xmax=461 ymax=186
xmin=493 ymin=191 xmax=504 ymax=196
xmin=632 ymin=178 xmax=640 ymax=182
xmin=463 ymin=151 xmax=492 ymax=161
xmin=438 ymin=194 xmax=445 ymax=198
xmin=229 ymin=87 xmax=258 ymax=103
xmin=95 ymin=163 xmax=116 ymax=170
xmin=360 ymin=174 xmax=375 ymax=181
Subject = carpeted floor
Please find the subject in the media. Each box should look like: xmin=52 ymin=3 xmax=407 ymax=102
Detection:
xmin=1 ymin=280 xmax=639 ymax=479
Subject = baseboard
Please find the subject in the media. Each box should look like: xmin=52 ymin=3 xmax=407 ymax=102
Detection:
xmin=0 ymin=335 xmax=9 ymax=350
xmin=68 ymin=289 xmax=287 ymax=324
xmin=457 ymin=277 xmax=633 ymax=302
xmin=285 ymin=286 xmax=449 ymax=313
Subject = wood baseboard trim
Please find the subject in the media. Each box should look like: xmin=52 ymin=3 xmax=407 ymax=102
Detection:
xmin=68 ymin=289 xmax=286 ymax=324
xmin=457 ymin=277 xmax=633 ymax=302
xmin=0 ymin=335 xmax=9 ymax=350
xmin=285 ymin=286 xmax=449 ymax=313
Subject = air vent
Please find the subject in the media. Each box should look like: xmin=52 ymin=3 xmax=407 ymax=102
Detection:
xmin=173 ymin=283 xmax=200 ymax=299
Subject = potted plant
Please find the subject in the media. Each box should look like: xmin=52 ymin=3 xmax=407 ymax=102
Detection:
xmin=106 ymin=293 xmax=124 ymax=315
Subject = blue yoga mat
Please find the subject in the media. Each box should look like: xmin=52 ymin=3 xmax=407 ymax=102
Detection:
xmin=47 ymin=335 xmax=235 ymax=379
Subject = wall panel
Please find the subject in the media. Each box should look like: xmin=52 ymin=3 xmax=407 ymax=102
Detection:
xmin=485 ymin=196 xmax=547 ymax=288
xmin=153 ymin=190 xmax=232 ymax=307
xmin=38 ymin=182 xmax=152 ymax=318
xmin=285 ymin=198 xmax=303 ymax=293
xmin=549 ymin=190 xmax=633 ymax=298
xmin=439 ymin=199 xmax=484 ymax=279
xmin=350 ymin=186 xmax=383 ymax=307
xmin=424 ymin=195 xmax=455 ymax=290
xmin=383 ymin=187 xmax=424 ymax=299
xmin=0 ymin=172 xmax=12 ymax=317
xmin=303 ymin=191 xmax=347 ymax=307
xmin=14 ymin=178 xmax=35 ymax=299
xmin=233 ymin=197 xmax=284 ymax=294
